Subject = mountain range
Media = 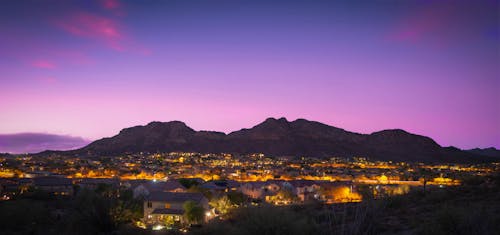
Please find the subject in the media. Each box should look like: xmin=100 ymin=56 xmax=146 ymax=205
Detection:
xmin=48 ymin=117 xmax=495 ymax=163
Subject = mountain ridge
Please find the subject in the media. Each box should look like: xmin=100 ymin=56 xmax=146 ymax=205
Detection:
xmin=466 ymin=147 xmax=500 ymax=158
xmin=40 ymin=118 xmax=494 ymax=163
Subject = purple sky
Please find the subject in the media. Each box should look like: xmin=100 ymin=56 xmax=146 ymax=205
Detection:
xmin=0 ymin=0 xmax=499 ymax=153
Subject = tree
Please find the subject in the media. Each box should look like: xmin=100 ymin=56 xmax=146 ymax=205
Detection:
xmin=357 ymin=184 xmax=374 ymax=201
xmin=183 ymin=201 xmax=205 ymax=225
xmin=95 ymin=183 xmax=114 ymax=197
xmin=227 ymin=191 xmax=247 ymax=206
xmin=178 ymin=178 xmax=200 ymax=189
xmin=187 ymin=185 xmax=213 ymax=201
xmin=210 ymin=195 xmax=233 ymax=215
xmin=69 ymin=189 xmax=142 ymax=234
xmin=418 ymin=168 xmax=433 ymax=193
xmin=70 ymin=189 xmax=116 ymax=234
xmin=110 ymin=193 xmax=142 ymax=225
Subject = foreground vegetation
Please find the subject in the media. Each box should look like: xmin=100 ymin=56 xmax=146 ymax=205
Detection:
xmin=0 ymin=187 xmax=143 ymax=235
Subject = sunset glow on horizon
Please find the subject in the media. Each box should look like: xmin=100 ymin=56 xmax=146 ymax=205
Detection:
xmin=1 ymin=0 xmax=499 ymax=152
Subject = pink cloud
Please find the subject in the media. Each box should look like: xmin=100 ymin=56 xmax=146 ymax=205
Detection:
xmin=50 ymin=7 xmax=148 ymax=54
xmin=54 ymin=12 xmax=124 ymax=51
xmin=32 ymin=60 xmax=56 ymax=69
xmin=100 ymin=0 xmax=121 ymax=10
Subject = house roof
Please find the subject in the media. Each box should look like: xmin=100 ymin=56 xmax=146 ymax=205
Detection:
xmin=287 ymin=180 xmax=320 ymax=188
xmin=151 ymin=208 xmax=184 ymax=215
xmin=183 ymin=178 xmax=205 ymax=184
xmin=241 ymin=181 xmax=267 ymax=189
xmin=79 ymin=178 xmax=119 ymax=185
xmin=315 ymin=181 xmax=352 ymax=189
xmin=147 ymin=192 xmax=205 ymax=203
xmin=135 ymin=180 xmax=186 ymax=192
xmin=33 ymin=176 xmax=72 ymax=186
xmin=265 ymin=180 xmax=286 ymax=185
xmin=200 ymin=180 xmax=240 ymax=190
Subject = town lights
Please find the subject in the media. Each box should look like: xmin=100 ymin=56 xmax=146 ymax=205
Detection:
xmin=152 ymin=224 xmax=165 ymax=230
xmin=135 ymin=221 xmax=146 ymax=229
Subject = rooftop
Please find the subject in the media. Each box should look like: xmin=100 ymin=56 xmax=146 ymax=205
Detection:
xmin=147 ymin=192 xmax=205 ymax=203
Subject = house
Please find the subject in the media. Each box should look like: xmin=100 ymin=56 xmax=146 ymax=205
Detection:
xmin=262 ymin=180 xmax=284 ymax=203
xmin=143 ymin=192 xmax=209 ymax=226
xmin=316 ymin=181 xmax=360 ymax=203
xmin=264 ymin=180 xmax=283 ymax=193
xmin=133 ymin=180 xmax=186 ymax=198
xmin=239 ymin=181 xmax=283 ymax=201
xmin=239 ymin=181 xmax=268 ymax=199
xmin=282 ymin=180 xmax=321 ymax=202
xmin=33 ymin=176 xmax=73 ymax=196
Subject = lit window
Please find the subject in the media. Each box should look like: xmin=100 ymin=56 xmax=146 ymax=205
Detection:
xmin=164 ymin=203 xmax=170 ymax=208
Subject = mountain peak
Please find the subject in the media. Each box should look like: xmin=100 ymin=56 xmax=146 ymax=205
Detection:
xmin=371 ymin=129 xmax=409 ymax=135
xmin=147 ymin=120 xmax=188 ymax=127
xmin=263 ymin=117 xmax=289 ymax=123
xmin=293 ymin=118 xmax=309 ymax=123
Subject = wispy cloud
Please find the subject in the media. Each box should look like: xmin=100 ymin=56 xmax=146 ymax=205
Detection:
xmin=54 ymin=12 xmax=125 ymax=51
xmin=32 ymin=60 xmax=56 ymax=69
xmin=46 ymin=0 xmax=149 ymax=54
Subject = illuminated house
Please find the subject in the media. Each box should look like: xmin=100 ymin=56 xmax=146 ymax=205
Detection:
xmin=143 ymin=192 xmax=208 ymax=226
xmin=316 ymin=181 xmax=361 ymax=203
xmin=239 ymin=181 xmax=268 ymax=199
xmin=239 ymin=181 xmax=283 ymax=201
xmin=282 ymin=180 xmax=321 ymax=202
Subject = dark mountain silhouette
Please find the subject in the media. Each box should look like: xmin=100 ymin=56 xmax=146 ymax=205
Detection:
xmin=466 ymin=147 xmax=500 ymax=158
xmin=0 ymin=153 xmax=14 ymax=158
xmin=52 ymin=118 xmax=491 ymax=163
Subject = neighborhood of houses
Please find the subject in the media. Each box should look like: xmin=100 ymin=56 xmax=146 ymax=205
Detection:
xmin=0 ymin=176 xmax=365 ymax=229
xmin=0 ymin=153 xmax=485 ymax=231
